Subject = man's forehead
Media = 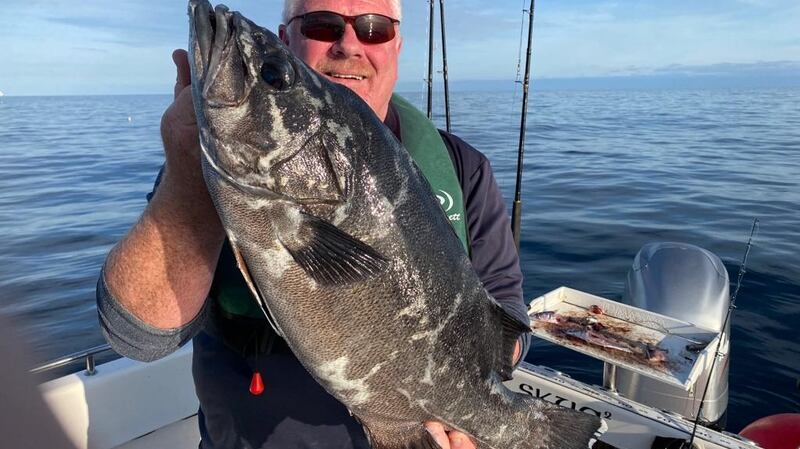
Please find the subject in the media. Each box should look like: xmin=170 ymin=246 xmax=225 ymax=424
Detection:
xmin=299 ymin=0 xmax=397 ymax=18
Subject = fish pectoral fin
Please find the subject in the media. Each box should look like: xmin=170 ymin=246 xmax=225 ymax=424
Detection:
xmin=496 ymin=304 xmax=532 ymax=381
xmin=229 ymin=239 xmax=285 ymax=338
xmin=359 ymin=418 xmax=443 ymax=449
xmin=280 ymin=213 xmax=389 ymax=286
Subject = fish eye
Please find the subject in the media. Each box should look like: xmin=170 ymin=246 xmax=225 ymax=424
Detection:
xmin=260 ymin=57 xmax=295 ymax=91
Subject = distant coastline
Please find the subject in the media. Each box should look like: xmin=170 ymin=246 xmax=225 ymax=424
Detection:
xmin=397 ymin=73 xmax=800 ymax=93
xmin=3 ymin=72 xmax=800 ymax=97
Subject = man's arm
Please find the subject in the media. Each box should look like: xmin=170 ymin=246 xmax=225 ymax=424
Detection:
xmin=98 ymin=50 xmax=224 ymax=360
xmin=463 ymin=150 xmax=530 ymax=367
xmin=465 ymin=155 xmax=531 ymax=364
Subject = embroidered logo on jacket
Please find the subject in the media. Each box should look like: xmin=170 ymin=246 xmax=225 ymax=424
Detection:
xmin=437 ymin=189 xmax=454 ymax=212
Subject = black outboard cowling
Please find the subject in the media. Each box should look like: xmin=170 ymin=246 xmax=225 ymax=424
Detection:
xmin=604 ymin=242 xmax=730 ymax=428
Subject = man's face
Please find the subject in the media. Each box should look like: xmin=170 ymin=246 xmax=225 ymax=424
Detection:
xmin=280 ymin=0 xmax=402 ymax=120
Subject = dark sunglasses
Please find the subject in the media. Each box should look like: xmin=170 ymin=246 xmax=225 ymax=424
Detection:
xmin=287 ymin=11 xmax=400 ymax=44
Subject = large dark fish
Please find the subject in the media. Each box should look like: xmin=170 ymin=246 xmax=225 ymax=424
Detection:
xmin=187 ymin=1 xmax=604 ymax=447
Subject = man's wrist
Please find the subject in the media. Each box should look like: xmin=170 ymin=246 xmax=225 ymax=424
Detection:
xmin=149 ymin=170 xmax=220 ymax=229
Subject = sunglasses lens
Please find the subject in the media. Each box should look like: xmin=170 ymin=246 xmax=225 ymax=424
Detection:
xmin=354 ymin=14 xmax=396 ymax=44
xmin=301 ymin=12 xmax=345 ymax=42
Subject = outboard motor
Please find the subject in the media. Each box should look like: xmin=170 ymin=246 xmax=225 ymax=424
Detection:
xmin=604 ymin=242 xmax=730 ymax=429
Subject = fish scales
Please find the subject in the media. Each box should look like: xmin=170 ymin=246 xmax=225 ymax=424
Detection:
xmin=187 ymin=1 xmax=603 ymax=448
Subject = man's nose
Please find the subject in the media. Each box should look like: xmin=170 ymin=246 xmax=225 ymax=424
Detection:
xmin=330 ymin=23 xmax=364 ymax=58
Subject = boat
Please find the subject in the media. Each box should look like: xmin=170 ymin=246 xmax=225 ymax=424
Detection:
xmin=35 ymin=241 xmax=768 ymax=449
xmin=0 ymin=90 xmax=5 ymax=97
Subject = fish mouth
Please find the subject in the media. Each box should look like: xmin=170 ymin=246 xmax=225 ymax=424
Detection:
xmin=189 ymin=0 xmax=243 ymax=106
xmin=188 ymin=0 xmax=297 ymax=107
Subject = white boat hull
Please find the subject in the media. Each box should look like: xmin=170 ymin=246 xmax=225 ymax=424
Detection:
xmin=508 ymin=363 xmax=755 ymax=449
xmin=40 ymin=344 xmax=198 ymax=449
xmin=38 ymin=344 xmax=757 ymax=449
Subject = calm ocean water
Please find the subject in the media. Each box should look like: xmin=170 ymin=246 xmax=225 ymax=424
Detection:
xmin=0 ymin=88 xmax=798 ymax=432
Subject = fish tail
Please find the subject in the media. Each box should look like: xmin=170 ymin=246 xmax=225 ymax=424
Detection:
xmin=469 ymin=391 xmax=606 ymax=449
xmin=518 ymin=401 xmax=607 ymax=449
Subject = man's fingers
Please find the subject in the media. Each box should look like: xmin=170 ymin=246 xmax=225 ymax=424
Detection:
xmin=173 ymin=49 xmax=191 ymax=86
xmin=172 ymin=49 xmax=191 ymax=99
xmin=424 ymin=422 xmax=450 ymax=449
xmin=448 ymin=430 xmax=476 ymax=449
xmin=512 ymin=339 xmax=522 ymax=365
xmin=424 ymin=422 xmax=477 ymax=449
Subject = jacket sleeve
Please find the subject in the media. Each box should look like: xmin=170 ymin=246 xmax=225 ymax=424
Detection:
xmin=96 ymin=166 xmax=211 ymax=362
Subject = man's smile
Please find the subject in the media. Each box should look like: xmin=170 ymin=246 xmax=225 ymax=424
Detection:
xmin=326 ymin=72 xmax=367 ymax=81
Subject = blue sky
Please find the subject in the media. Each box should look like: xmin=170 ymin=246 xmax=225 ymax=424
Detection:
xmin=1 ymin=0 xmax=799 ymax=95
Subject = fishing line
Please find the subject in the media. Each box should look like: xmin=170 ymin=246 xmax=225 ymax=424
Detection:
xmin=438 ymin=0 xmax=452 ymax=132
xmin=509 ymin=0 xmax=527 ymax=120
xmin=514 ymin=0 xmax=526 ymax=83
xmin=426 ymin=0 xmax=435 ymax=120
xmin=409 ymin=2 xmax=429 ymax=110
xmin=684 ymin=218 xmax=759 ymax=448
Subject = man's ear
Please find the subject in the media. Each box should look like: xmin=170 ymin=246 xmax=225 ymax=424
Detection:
xmin=279 ymin=24 xmax=289 ymax=46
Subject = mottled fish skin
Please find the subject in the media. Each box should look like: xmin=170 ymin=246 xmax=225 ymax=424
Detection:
xmin=187 ymin=1 xmax=603 ymax=448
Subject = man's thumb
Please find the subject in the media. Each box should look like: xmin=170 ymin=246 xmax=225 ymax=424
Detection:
xmin=172 ymin=49 xmax=191 ymax=93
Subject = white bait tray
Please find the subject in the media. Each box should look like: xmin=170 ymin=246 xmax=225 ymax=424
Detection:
xmin=527 ymin=286 xmax=721 ymax=390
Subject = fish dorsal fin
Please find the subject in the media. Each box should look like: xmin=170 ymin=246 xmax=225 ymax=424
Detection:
xmin=280 ymin=213 xmax=389 ymax=286
xmin=229 ymin=238 xmax=285 ymax=338
xmin=495 ymin=303 xmax=531 ymax=381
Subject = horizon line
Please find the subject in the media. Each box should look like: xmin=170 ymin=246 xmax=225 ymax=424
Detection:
xmin=2 ymin=73 xmax=799 ymax=97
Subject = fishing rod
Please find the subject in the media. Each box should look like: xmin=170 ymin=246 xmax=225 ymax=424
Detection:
xmin=439 ymin=0 xmax=451 ymax=132
xmin=511 ymin=0 xmax=536 ymax=249
xmin=426 ymin=0 xmax=435 ymax=119
xmin=684 ymin=218 xmax=759 ymax=448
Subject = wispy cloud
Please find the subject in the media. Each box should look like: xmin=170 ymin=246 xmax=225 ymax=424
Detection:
xmin=530 ymin=1 xmax=800 ymax=78
xmin=1 ymin=0 xmax=799 ymax=95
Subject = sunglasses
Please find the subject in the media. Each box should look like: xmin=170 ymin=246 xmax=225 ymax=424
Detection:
xmin=287 ymin=11 xmax=400 ymax=45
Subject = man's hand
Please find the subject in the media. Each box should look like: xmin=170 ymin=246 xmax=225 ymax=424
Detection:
xmin=424 ymin=422 xmax=476 ymax=449
xmin=160 ymin=49 xmax=207 ymax=198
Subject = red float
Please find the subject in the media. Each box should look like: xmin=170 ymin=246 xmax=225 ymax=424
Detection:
xmin=249 ymin=371 xmax=265 ymax=396
xmin=739 ymin=414 xmax=800 ymax=449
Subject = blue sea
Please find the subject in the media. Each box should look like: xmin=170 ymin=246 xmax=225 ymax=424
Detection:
xmin=0 ymin=87 xmax=798 ymax=432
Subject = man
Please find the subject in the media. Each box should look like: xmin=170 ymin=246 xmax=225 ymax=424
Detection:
xmin=98 ymin=0 xmax=529 ymax=447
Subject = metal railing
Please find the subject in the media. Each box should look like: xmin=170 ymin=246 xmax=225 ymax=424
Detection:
xmin=30 ymin=343 xmax=115 ymax=376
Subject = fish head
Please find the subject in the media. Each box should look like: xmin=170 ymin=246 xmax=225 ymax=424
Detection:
xmin=188 ymin=0 xmax=374 ymax=211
